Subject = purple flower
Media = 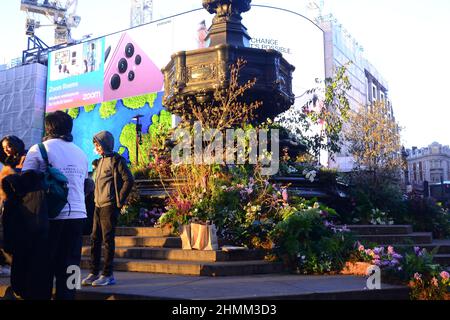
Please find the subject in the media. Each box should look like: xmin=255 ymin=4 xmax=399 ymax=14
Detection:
xmin=414 ymin=246 xmax=421 ymax=255
xmin=392 ymin=253 xmax=403 ymax=260
xmin=373 ymin=259 xmax=381 ymax=266
xmin=373 ymin=247 xmax=382 ymax=255
xmin=390 ymin=259 xmax=400 ymax=266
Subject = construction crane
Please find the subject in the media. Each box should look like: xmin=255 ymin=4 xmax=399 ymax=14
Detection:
xmin=20 ymin=0 xmax=81 ymax=45
xmin=130 ymin=0 xmax=153 ymax=28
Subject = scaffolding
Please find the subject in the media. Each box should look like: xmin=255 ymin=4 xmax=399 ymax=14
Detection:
xmin=130 ymin=0 xmax=153 ymax=28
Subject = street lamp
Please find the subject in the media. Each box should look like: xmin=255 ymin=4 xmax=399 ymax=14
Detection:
xmin=132 ymin=114 xmax=144 ymax=166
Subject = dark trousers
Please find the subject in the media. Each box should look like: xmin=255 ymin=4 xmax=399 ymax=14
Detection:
xmin=90 ymin=205 xmax=119 ymax=277
xmin=48 ymin=218 xmax=85 ymax=300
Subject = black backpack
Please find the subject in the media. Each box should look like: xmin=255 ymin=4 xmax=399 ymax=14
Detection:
xmin=38 ymin=143 xmax=69 ymax=218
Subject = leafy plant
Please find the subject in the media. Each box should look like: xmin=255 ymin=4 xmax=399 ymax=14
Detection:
xmin=269 ymin=205 xmax=354 ymax=274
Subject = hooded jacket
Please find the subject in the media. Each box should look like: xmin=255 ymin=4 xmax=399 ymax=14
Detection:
xmin=93 ymin=131 xmax=134 ymax=208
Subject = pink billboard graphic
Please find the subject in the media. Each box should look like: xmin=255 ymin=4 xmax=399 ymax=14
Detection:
xmin=103 ymin=32 xmax=164 ymax=102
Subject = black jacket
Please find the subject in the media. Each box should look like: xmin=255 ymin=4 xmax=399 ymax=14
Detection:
xmin=1 ymin=171 xmax=51 ymax=300
xmin=93 ymin=131 xmax=134 ymax=208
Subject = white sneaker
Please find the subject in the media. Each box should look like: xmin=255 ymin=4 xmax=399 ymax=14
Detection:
xmin=0 ymin=265 xmax=11 ymax=277
xmin=81 ymin=273 xmax=100 ymax=286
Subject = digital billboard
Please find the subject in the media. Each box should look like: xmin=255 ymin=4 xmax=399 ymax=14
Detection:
xmin=46 ymin=6 xmax=325 ymax=111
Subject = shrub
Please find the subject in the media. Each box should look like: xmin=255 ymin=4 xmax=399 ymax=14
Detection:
xmin=269 ymin=206 xmax=355 ymax=274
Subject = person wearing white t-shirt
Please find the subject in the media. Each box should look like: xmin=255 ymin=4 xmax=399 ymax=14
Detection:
xmin=22 ymin=111 xmax=88 ymax=300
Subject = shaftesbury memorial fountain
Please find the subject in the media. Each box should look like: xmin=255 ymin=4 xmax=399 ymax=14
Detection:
xmin=162 ymin=0 xmax=296 ymax=123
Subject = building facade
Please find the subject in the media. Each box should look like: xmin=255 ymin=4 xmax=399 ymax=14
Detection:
xmin=316 ymin=14 xmax=395 ymax=172
xmin=406 ymin=142 xmax=450 ymax=185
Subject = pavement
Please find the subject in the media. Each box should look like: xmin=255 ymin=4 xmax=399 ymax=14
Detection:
xmin=1 ymin=271 xmax=409 ymax=300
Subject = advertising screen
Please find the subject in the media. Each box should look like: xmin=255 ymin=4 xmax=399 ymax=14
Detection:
xmin=46 ymin=6 xmax=324 ymax=111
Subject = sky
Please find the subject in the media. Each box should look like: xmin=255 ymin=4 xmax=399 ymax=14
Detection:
xmin=0 ymin=0 xmax=449 ymax=149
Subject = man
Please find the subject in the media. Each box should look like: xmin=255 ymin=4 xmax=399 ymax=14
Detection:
xmin=22 ymin=111 xmax=88 ymax=300
xmin=82 ymin=131 xmax=134 ymax=286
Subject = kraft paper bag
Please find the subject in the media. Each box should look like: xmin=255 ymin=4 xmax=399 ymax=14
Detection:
xmin=204 ymin=223 xmax=219 ymax=251
xmin=191 ymin=223 xmax=209 ymax=250
xmin=179 ymin=224 xmax=192 ymax=250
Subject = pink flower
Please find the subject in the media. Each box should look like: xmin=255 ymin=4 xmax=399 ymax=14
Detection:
xmin=431 ymin=277 xmax=439 ymax=287
xmin=414 ymin=273 xmax=422 ymax=281
xmin=440 ymin=271 xmax=450 ymax=280
xmin=358 ymin=244 xmax=365 ymax=252
xmin=387 ymin=246 xmax=395 ymax=254
xmin=282 ymin=189 xmax=288 ymax=202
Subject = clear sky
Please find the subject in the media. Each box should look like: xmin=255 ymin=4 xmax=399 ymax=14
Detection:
xmin=0 ymin=0 xmax=449 ymax=149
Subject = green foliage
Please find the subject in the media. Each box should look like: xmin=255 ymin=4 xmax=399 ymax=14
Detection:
xmin=67 ymin=107 xmax=80 ymax=119
xmin=119 ymin=123 xmax=151 ymax=165
xmin=346 ymin=171 xmax=406 ymax=225
xmin=149 ymin=110 xmax=172 ymax=151
xmin=122 ymin=93 xmax=158 ymax=110
xmin=403 ymin=196 xmax=450 ymax=239
xmin=84 ymin=104 xmax=97 ymax=113
xmin=269 ymin=206 xmax=354 ymax=274
xmin=99 ymin=100 xmax=117 ymax=119
xmin=276 ymin=63 xmax=351 ymax=162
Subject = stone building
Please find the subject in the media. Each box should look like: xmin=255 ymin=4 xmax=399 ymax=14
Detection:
xmin=406 ymin=142 xmax=450 ymax=184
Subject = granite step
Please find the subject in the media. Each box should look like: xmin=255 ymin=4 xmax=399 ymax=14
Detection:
xmin=81 ymin=246 xmax=266 ymax=262
xmin=393 ymin=240 xmax=450 ymax=254
xmin=80 ymin=257 xmax=284 ymax=276
xmin=83 ymin=236 xmax=182 ymax=248
xmin=348 ymin=225 xmax=413 ymax=235
xmin=433 ymin=254 xmax=450 ymax=266
xmin=115 ymin=227 xmax=174 ymax=237
xmin=356 ymin=232 xmax=433 ymax=245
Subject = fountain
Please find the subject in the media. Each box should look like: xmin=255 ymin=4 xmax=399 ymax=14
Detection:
xmin=161 ymin=0 xmax=296 ymax=122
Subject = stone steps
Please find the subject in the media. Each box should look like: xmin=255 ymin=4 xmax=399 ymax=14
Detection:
xmin=394 ymin=242 xmax=450 ymax=254
xmin=83 ymin=236 xmax=182 ymax=248
xmin=80 ymin=257 xmax=284 ymax=276
xmin=355 ymin=232 xmax=433 ymax=245
xmin=433 ymin=254 xmax=450 ymax=266
xmin=348 ymin=225 xmax=413 ymax=235
xmin=81 ymin=246 xmax=266 ymax=262
xmin=348 ymin=225 xmax=450 ymax=266
xmin=115 ymin=226 xmax=173 ymax=237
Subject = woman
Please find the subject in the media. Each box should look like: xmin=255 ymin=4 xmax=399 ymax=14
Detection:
xmin=0 ymin=136 xmax=26 ymax=171
xmin=0 ymin=136 xmax=26 ymax=280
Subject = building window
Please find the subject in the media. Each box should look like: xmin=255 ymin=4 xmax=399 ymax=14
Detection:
xmin=380 ymin=92 xmax=385 ymax=104
xmin=372 ymin=84 xmax=377 ymax=102
xmin=419 ymin=162 xmax=423 ymax=181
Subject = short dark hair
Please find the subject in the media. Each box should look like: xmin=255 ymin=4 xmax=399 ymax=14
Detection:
xmin=92 ymin=158 xmax=99 ymax=168
xmin=45 ymin=111 xmax=73 ymax=136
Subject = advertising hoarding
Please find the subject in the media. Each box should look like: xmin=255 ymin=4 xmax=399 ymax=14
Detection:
xmin=46 ymin=6 xmax=324 ymax=111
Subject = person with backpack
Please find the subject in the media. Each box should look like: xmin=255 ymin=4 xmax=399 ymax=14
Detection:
xmin=21 ymin=111 xmax=88 ymax=300
xmin=82 ymin=131 xmax=134 ymax=287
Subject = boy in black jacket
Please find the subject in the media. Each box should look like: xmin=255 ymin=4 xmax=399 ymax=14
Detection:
xmin=82 ymin=131 xmax=134 ymax=286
